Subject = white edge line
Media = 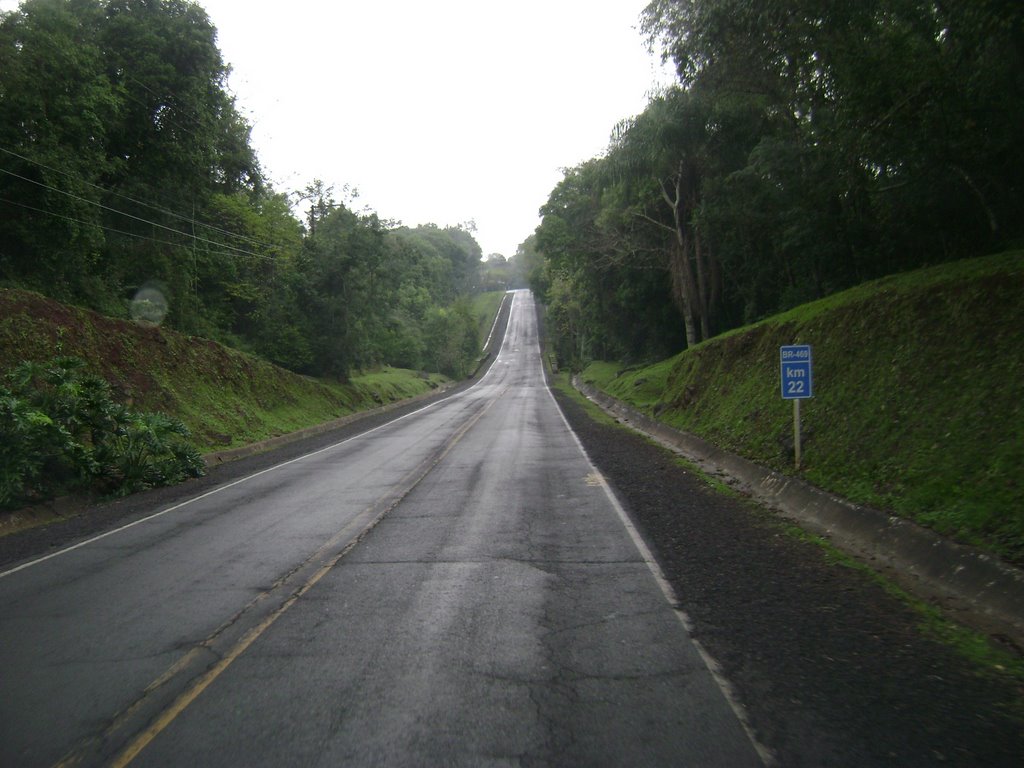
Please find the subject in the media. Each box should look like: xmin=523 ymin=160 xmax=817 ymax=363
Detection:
xmin=0 ymin=316 xmax=518 ymax=582
xmin=543 ymin=378 xmax=777 ymax=768
xmin=481 ymin=290 xmax=514 ymax=353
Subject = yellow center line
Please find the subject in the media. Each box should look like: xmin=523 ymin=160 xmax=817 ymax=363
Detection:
xmin=104 ymin=390 xmax=502 ymax=767
xmin=111 ymin=573 xmax=316 ymax=768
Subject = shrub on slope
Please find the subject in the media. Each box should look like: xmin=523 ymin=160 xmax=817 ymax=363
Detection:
xmin=585 ymin=252 xmax=1024 ymax=563
xmin=0 ymin=289 xmax=447 ymax=452
xmin=0 ymin=356 xmax=204 ymax=509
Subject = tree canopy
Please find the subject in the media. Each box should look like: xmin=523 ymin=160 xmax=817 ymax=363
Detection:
xmin=0 ymin=0 xmax=484 ymax=381
xmin=533 ymin=0 xmax=1024 ymax=367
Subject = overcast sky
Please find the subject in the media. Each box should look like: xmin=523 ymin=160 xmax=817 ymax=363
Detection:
xmin=2 ymin=0 xmax=676 ymax=257
xmin=203 ymin=0 xmax=676 ymax=257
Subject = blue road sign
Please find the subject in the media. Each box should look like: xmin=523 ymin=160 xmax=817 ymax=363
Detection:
xmin=780 ymin=345 xmax=813 ymax=399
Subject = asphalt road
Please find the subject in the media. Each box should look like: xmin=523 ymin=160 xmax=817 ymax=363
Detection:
xmin=0 ymin=291 xmax=766 ymax=767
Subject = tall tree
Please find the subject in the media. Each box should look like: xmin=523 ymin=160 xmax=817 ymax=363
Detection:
xmin=605 ymin=88 xmax=719 ymax=345
xmin=536 ymin=159 xmax=684 ymax=365
xmin=0 ymin=0 xmax=263 ymax=326
xmin=0 ymin=0 xmax=118 ymax=296
xmin=96 ymin=0 xmax=261 ymax=330
xmin=99 ymin=0 xmax=259 ymax=198
xmin=1 ymin=1 xmax=494 ymax=383
xmin=641 ymin=0 xmax=1024 ymax=265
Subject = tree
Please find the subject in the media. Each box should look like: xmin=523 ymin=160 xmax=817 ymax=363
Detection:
xmin=201 ymin=189 xmax=307 ymax=367
xmin=0 ymin=0 xmax=118 ymax=296
xmin=95 ymin=0 xmax=262 ymax=329
xmin=99 ymin=0 xmax=259 ymax=197
xmin=512 ymin=235 xmax=543 ymax=292
xmin=606 ymin=88 xmax=720 ymax=345
xmin=641 ymin=0 xmax=1024 ymax=270
xmin=536 ymin=159 xmax=684 ymax=367
xmin=303 ymin=204 xmax=380 ymax=379
xmin=0 ymin=1 xmax=495 ymax=384
xmin=423 ymin=300 xmax=479 ymax=379
xmin=533 ymin=0 xmax=1022 ymax=364
xmin=480 ymin=253 xmax=512 ymax=292
xmin=0 ymin=0 xmax=265 ymax=328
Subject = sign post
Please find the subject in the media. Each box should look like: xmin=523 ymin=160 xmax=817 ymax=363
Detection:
xmin=780 ymin=345 xmax=813 ymax=469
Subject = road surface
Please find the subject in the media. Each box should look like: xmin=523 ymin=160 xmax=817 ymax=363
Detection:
xmin=0 ymin=290 xmax=767 ymax=766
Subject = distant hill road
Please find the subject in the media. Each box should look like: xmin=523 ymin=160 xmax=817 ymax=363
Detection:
xmin=0 ymin=290 xmax=766 ymax=767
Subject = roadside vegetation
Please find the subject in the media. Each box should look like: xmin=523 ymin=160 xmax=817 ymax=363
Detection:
xmin=778 ymin=522 xmax=1024 ymax=689
xmin=0 ymin=0 xmax=505 ymax=384
xmin=3 ymin=0 xmax=1020 ymax=573
xmin=0 ymin=0 xmax=519 ymax=513
xmin=531 ymin=2 xmax=1022 ymax=369
xmin=550 ymin=363 xmax=1024 ymax=704
xmin=526 ymin=2 xmax=1022 ymax=567
xmin=0 ymin=354 xmax=204 ymax=509
xmin=0 ymin=287 xmax=451 ymax=453
xmin=578 ymin=252 xmax=1024 ymax=565
xmin=0 ymin=285 xmax=511 ymax=514
xmin=472 ymin=291 xmax=508 ymax=348
xmin=0 ymin=0 xmax=529 ymax=520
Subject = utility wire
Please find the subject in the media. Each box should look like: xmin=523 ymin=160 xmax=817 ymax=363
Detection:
xmin=0 ymin=17 xmax=275 ymax=253
xmin=0 ymin=145 xmax=282 ymax=253
xmin=0 ymin=165 xmax=275 ymax=261
xmin=0 ymin=196 xmax=278 ymax=263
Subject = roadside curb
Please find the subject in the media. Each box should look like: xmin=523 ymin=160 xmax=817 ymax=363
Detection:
xmin=573 ymin=376 xmax=1024 ymax=650
xmin=202 ymin=381 xmax=458 ymax=466
xmin=204 ymin=293 xmax=514 ymax=467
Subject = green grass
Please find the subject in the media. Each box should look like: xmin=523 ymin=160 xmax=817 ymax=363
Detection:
xmin=582 ymin=358 xmax=676 ymax=410
xmin=569 ymin=353 xmax=1024 ymax=688
xmin=549 ymin=370 xmax=620 ymax=427
xmin=580 ymin=250 xmax=1024 ymax=564
xmin=0 ymin=287 xmax=500 ymax=461
xmin=352 ymin=367 xmax=447 ymax=399
xmin=0 ymin=289 xmax=451 ymax=453
xmin=778 ymin=523 xmax=1024 ymax=691
xmin=471 ymin=290 xmax=507 ymax=347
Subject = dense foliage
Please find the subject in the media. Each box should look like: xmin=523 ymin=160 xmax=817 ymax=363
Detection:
xmin=0 ymin=355 xmax=204 ymax=509
xmin=0 ymin=0 xmax=483 ymax=381
xmin=579 ymin=251 xmax=1024 ymax=564
xmin=534 ymin=0 xmax=1024 ymax=368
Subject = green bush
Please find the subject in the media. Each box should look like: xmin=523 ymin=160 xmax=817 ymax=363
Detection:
xmin=423 ymin=300 xmax=481 ymax=379
xmin=0 ymin=356 xmax=204 ymax=509
xmin=0 ymin=393 xmax=83 ymax=506
xmin=92 ymin=411 xmax=205 ymax=495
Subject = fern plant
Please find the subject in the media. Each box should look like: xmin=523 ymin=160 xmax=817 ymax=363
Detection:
xmin=0 ymin=356 xmax=205 ymax=509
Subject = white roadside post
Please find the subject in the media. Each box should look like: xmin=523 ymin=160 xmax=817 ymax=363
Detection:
xmin=780 ymin=345 xmax=814 ymax=469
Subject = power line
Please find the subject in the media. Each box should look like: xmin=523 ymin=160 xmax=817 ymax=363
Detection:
xmin=0 ymin=196 xmax=278 ymax=263
xmin=0 ymin=165 xmax=276 ymax=261
xmin=0 ymin=12 xmax=275 ymax=253
xmin=0 ymin=145 xmax=282 ymax=253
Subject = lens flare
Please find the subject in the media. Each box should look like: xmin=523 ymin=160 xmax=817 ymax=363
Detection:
xmin=130 ymin=285 xmax=168 ymax=326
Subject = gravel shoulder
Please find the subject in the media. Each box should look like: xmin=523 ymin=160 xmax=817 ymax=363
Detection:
xmin=0 ymin=388 xmax=467 ymax=571
xmin=550 ymin=385 xmax=1024 ymax=767
xmin=3 ymin=390 xmax=1021 ymax=766
xmin=0 ymin=298 xmax=518 ymax=574
xmin=3 ymin=286 xmax=1020 ymax=765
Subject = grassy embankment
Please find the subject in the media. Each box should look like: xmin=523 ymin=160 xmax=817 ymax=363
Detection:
xmin=472 ymin=290 xmax=508 ymax=350
xmin=579 ymin=251 xmax=1024 ymax=565
xmin=0 ymin=289 xmax=504 ymax=454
